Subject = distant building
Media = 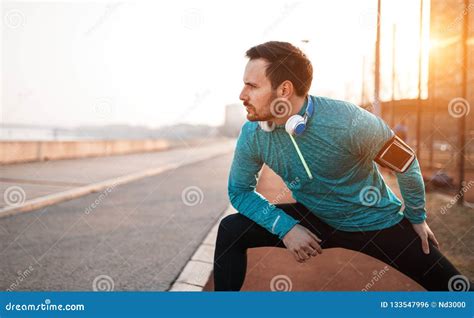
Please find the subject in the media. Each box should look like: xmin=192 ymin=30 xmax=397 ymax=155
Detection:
xmin=222 ymin=103 xmax=246 ymax=137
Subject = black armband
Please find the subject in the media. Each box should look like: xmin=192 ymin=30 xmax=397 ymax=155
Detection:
xmin=374 ymin=135 xmax=416 ymax=173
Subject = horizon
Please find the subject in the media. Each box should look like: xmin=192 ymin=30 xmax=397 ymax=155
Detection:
xmin=2 ymin=0 xmax=430 ymax=129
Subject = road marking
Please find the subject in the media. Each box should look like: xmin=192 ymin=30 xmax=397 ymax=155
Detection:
xmin=0 ymin=152 xmax=230 ymax=219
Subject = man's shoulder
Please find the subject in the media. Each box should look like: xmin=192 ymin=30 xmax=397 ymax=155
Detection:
xmin=312 ymin=95 xmax=365 ymax=128
xmin=314 ymin=95 xmax=362 ymax=114
xmin=235 ymin=121 xmax=261 ymax=156
xmin=242 ymin=120 xmax=259 ymax=131
xmin=236 ymin=121 xmax=259 ymax=145
xmin=239 ymin=121 xmax=260 ymax=137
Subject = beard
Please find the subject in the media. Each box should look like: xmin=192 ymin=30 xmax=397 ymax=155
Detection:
xmin=245 ymin=105 xmax=259 ymax=121
xmin=244 ymin=91 xmax=277 ymax=122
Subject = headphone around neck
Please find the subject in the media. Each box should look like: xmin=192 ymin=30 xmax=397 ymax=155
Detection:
xmin=258 ymin=96 xmax=314 ymax=136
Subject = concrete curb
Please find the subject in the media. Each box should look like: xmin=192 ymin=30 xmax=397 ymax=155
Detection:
xmin=0 ymin=152 xmax=230 ymax=219
xmin=168 ymin=205 xmax=235 ymax=291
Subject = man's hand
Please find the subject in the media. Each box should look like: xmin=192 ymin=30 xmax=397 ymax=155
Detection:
xmin=282 ymin=224 xmax=323 ymax=263
xmin=412 ymin=221 xmax=440 ymax=254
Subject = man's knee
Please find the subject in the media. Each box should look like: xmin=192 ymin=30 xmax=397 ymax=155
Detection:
xmin=219 ymin=213 xmax=244 ymax=233
xmin=217 ymin=213 xmax=249 ymax=243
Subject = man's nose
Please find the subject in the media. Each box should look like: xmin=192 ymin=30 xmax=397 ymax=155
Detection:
xmin=239 ymin=88 xmax=247 ymax=102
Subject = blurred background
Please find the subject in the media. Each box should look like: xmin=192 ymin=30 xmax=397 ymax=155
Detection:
xmin=2 ymin=0 xmax=473 ymax=198
xmin=0 ymin=0 xmax=472 ymax=291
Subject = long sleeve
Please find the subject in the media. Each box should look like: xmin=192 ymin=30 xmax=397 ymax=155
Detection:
xmin=349 ymin=107 xmax=427 ymax=223
xmin=228 ymin=123 xmax=299 ymax=239
xmin=394 ymin=158 xmax=427 ymax=223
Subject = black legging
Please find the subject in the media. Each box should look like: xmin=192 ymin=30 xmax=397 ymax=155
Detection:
xmin=213 ymin=202 xmax=472 ymax=291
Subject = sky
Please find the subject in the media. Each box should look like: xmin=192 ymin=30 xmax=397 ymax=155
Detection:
xmin=1 ymin=0 xmax=430 ymax=128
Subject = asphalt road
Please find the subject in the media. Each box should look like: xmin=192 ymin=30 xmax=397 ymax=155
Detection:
xmin=0 ymin=153 xmax=233 ymax=291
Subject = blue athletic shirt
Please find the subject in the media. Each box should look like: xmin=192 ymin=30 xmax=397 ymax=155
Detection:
xmin=228 ymin=95 xmax=427 ymax=239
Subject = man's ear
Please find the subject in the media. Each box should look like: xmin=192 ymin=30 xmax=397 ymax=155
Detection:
xmin=278 ymin=80 xmax=294 ymax=99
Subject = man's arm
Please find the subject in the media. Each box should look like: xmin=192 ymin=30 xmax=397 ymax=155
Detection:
xmin=350 ymin=106 xmax=439 ymax=253
xmin=350 ymin=107 xmax=426 ymax=221
xmin=394 ymin=158 xmax=427 ymax=223
xmin=229 ymin=123 xmax=323 ymax=262
xmin=395 ymin=159 xmax=440 ymax=253
xmin=228 ymin=123 xmax=299 ymax=239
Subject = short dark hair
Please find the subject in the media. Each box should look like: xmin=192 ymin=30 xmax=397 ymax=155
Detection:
xmin=245 ymin=41 xmax=313 ymax=96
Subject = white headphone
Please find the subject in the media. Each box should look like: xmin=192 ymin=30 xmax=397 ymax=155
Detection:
xmin=258 ymin=96 xmax=314 ymax=136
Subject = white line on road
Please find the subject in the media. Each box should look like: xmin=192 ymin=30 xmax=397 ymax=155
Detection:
xmin=0 ymin=152 xmax=230 ymax=219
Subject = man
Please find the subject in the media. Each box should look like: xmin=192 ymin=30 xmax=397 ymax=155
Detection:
xmin=213 ymin=41 xmax=471 ymax=291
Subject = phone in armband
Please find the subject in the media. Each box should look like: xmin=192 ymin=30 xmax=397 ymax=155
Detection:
xmin=374 ymin=135 xmax=416 ymax=173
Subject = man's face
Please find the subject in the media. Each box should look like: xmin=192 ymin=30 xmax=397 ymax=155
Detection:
xmin=239 ymin=58 xmax=277 ymax=122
